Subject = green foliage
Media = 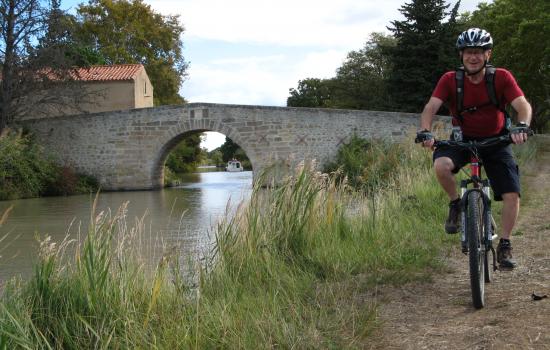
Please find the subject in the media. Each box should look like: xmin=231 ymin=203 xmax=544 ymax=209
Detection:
xmin=0 ymin=0 xmax=93 ymax=131
xmin=287 ymin=33 xmax=396 ymax=110
xmin=75 ymin=0 xmax=188 ymax=105
xmin=218 ymin=137 xmax=251 ymax=168
xmin=0 ymin=130 xmax=98 ymax=200
xmin=204 ymin=149 xmax=223 ymax=167
xmin=0 ymin=131 xmax=57 ymax=200
xmin=386 ymin=0 xmax=461 ymax=112
xmin=44 ymin=166 xmax=99 ymax=196
xmin=325 ymin=135 xmax=427 ymax=193
xmin=287 ymin=78 xmax=334 ymax=107
xmin=330 ymin=33 xmax=396 ymax=110
xmin=165 ymin=134 xmax=203 ymax=174
xmin=469 ymin=0 xmax=550 ymax=131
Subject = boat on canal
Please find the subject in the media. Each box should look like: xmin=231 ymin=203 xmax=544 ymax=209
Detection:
xmin=225 ymin=159 xmax=243 ymax=172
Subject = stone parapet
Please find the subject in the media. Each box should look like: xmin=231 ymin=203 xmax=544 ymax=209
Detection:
xmin=20 ymin=103 xmax=451 ymax=190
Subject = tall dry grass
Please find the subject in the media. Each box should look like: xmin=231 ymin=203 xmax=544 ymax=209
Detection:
xmin=0 ymin=138 xmax=459 ymax=348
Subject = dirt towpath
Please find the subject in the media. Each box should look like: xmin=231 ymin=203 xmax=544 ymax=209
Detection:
xmin=369 ymin=136 xmax=550 ymax=350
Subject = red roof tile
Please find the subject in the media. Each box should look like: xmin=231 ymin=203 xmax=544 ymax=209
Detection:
xmin=71 ymin=64 xmax=144 ymax=81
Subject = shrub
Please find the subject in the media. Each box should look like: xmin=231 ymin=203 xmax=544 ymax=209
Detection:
xmin=324 ymin=134 xmax=425 ymax=193
xmin=0 ymin=130 xmax=57 ymax=200
xmin=0 ymin=129 xmax=98 ymax=199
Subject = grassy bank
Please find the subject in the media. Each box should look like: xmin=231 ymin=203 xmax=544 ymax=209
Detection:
xmin=0 ymin=129 xmax=98 ymax=200
xmin=6 ymin=135 xmax=538 ymax=348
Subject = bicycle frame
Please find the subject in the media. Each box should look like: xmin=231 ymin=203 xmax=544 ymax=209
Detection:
xmin=459 ymin=153 xmax=497 ymax=271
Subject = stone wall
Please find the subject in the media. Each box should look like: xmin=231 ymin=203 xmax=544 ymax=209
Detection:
xmin=20 ymin=103 xmax=450 ymax=190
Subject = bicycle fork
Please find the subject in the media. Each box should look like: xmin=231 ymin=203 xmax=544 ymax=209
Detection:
xmin=459 ymin=180 xmax=498 ymax=271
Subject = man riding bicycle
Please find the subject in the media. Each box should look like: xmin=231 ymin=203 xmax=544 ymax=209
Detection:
xmin=417 ymin=28 xmax=532 ymax=269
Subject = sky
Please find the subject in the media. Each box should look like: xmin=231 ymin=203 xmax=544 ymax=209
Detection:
xmin=62 ymin=0 xmax=490 ymax=150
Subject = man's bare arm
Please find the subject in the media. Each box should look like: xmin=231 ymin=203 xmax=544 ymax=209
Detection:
xmin=510 ymin=96 xmax=532 ymax=126
xmin=420 ymin=97 xmax=444 ymax=131
xmin=418 ymin=97 xmax=444 ymax=148
xmin=510 ymin=96 xmax=533 ymax=145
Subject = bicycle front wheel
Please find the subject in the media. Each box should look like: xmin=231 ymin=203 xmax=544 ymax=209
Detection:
xmin=466 ymin=191 xmax=486 ymax=309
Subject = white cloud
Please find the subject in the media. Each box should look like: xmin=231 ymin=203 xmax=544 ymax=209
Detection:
xmin=295 ymin=50 xmax=348 ymax=78
xmin=184 ymin=49 xmax=346 ymax=105
xmin=150 ymin=0 xmax=398 ymax=48
xmin=148 ymin=0 xmax=486 ymax=48
xmin=144 ymin=0 xmax=492 ymax=108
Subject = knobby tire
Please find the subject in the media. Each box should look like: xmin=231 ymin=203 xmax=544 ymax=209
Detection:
xmin=467 ymin=191 xmax=486 ymax=309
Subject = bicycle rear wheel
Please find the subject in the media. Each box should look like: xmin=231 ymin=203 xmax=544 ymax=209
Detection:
xmin=466 ymin=191 xmax=486 ymax=309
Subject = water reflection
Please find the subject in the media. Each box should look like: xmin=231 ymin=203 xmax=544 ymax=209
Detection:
xmin=0 ymin=171 xmax=252 ymax=282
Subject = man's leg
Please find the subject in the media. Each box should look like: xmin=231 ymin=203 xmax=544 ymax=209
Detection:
xmin=434 ymin=157 xmax=459 ymax=200
xmin=500 ymin=192 xmax=520 ymax=239
xmin=481 ymin=145 xmax=520 ymax=269
xmin=497 ymin=192 xmax=520 ymax=268
xmin=434 ymin=157 xmax=461 ymax=233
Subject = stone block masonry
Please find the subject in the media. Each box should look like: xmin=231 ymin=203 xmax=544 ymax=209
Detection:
xmin=20 ymin=103 xmax=450 ymax=190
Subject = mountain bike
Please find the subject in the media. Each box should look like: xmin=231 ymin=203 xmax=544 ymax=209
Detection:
xmin=419 ymin=130 xmax=532 ymax=309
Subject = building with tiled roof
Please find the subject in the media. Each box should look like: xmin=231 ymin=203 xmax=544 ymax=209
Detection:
xmin=20 ymin=64 xmax=154 ymax=118
xmin=71 ymin=64 xmax=146 ymax=82
xmin=70 ymin=64 xmax=154 ymax=114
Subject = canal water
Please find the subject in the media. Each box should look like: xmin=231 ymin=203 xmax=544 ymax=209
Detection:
xmin=0 ymin=171 xmax=253 ymax=282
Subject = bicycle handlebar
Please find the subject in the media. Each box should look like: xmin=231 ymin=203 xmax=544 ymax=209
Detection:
xmin=419 ymin=130 xmax=534 ymax=150
xmin=433 ymin=134 xmax=511 ymax=149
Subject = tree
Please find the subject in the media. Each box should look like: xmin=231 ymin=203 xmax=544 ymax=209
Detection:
xmin=75 ymin=0 xmax=188 ymax=105
xmin=219 ymin=137 xmax=250 ymax=165
xmin=386 ymin=0 xmax=461 ymax=112
xmin=40 ymin=1 xmax=108 ymax=67
xmin=330 ymin=33 xmax=396 ymax=110
xmin=287 ymin=78 xmax=334 ymax=108
xmin=0 ymin=0 xmax=95 ymax=132
xmin=207 ymin=149 xmax=223 ymax=167
xmin=165 ymin=134 xmax=203 ymax=173
xmin=0 ymin=0 xmax=44 ymax=130
xmin=469 ymin=0 xmax=550 ymax=131
xmin=287 ymin=34 xmax=396 ymax=111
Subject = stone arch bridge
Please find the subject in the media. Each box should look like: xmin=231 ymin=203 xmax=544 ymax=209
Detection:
xmin=21 ymin=103 xmax=432 ymax=190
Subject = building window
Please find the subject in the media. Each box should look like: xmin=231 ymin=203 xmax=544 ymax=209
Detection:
xmin=144 ymin=82 xmax=147 ymax=95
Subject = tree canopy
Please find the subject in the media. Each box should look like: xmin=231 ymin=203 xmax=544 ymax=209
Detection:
xmin=287 ymin=78 xmax=333 ymax=108
xmin=469 ymin=0 xmax=550 ymax=131
xmin=0 ymin=0 xmax=98 ymax=131
xmin=287 ymin=33 xmax=396 ymax=110
xmin=165 ymin=134 xmax=204 ymax=173
xmin=217 ymin=137 xmax=250 ymax=168
xmin=330 ymin=33 xmax=396 ymax=110
xmin=74 ymin=0 xmax=188 ymax=105
xmin=386 ymin=0 xmax=461 ymax=112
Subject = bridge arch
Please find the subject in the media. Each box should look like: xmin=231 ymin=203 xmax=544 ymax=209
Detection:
xmin=152 ymin=126 xmax=255 ymax=189
xmin=20 ymin=103 xmax=430 ymax=190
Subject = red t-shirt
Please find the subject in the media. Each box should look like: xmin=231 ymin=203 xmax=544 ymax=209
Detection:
xmin=432 ymin=68 xmax=524 ymax=137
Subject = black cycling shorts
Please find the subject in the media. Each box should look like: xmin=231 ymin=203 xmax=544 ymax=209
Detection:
xmin=433 ymin=144 xmax=520 ymax=201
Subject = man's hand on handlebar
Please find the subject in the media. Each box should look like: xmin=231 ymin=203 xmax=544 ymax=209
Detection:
xmin=415 ymin=129 xmax=435 ymax=148
xmin=510 ymin=122 xmax=533 ymax=145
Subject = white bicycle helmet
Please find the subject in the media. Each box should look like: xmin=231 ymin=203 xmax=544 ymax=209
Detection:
xmin=456 ymin=28 xmax=493 ymax=50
